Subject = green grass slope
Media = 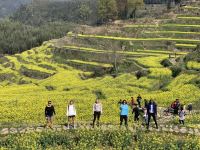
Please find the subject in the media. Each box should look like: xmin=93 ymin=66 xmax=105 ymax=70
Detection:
xmin=0 ymin=2 xmax=200 ymax=127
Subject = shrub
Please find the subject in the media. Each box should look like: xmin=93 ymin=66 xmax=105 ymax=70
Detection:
xmin=92 ymin=67 xmax=112 ymax=77
xmin=170 ymin=66 xmax=182 ymax=77
xmin=184 ymin=44 xmax=200 ymax=62
xmin=93 ymin=89 xmax=106 ymax=99
xmin=18 ymin=78 xmax=31 ymax=85
xmin=63 ymin=87 xmax=71 ymax=91
xmin=45 ymin=85 xmax=56 ymax=91
xmin=135 ymin=69 xmax=149 ymax=79
xmin=161 ymin=59 xmax=173 ymax=67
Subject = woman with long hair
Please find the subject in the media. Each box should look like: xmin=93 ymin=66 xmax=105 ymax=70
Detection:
xmin=66 ymin=100 xmax=76 ymax=128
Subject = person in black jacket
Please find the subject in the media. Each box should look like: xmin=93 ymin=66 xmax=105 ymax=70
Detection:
xmin=132 ymin=104 xmax=140 ymax=122
xmin=147 ymin=100 xmax=158 ymax=129
xmin=45 ymin=101 xmax=56 ymax=129
xmin=137 ymin=94 xmax=142 ymax=108
xmin=174 ymin=99 xmax=180 ymax=115
xmin=144 ymin=99 xmax=148 ymax=109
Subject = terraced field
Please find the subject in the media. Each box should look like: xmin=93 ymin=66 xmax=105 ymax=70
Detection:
xmin=0 ymin=0 xmax=199 ymax=134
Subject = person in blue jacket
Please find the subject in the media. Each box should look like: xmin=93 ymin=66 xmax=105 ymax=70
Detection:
xmin=120 ymin=100 xmax=129 ymax=127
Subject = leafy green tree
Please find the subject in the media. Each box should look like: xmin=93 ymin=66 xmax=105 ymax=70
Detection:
xmin=79 ymin=4 xmax=92 ymax=22
xmin=116 ymin=0 xmax=128 ymax=19
xmin=97 ymin=0 xmax=118 ymax=23
xmin=128 ymin=0 xmax=144 ymax=19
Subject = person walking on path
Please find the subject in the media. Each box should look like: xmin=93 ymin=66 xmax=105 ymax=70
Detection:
xmin=147 ymin=100 xmax=158 ymax=129
xmin=137 ymin=94 xmax=142 ymax=108
xmin=120 ymin=100 xmax=129 ymax=128
xmin=92 ymin=99 xmax=102 ymax=128
xmin=66 ymin=100 xmax=76 ymax=128
xmin=45 ymin=101 xmax=56 ymax=129
xmin=179 ymin=107 xmax=186 ymax=125
xmin=132 ymin=104 xmax=140 ymax=122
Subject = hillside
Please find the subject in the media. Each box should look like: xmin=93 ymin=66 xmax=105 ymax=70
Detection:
xmin=0 ymin=1 xmax=200 ymax=149
xmin=0 ymin=0 xmax=200 ymax=128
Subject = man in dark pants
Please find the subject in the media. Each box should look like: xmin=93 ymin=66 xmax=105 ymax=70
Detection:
xmin=92 ymin=99 xmax=102 ymax=128
xmin=45 ymin=101 xmax=56 ymax=129
xmin=120 ymin=100 xmax=129 ymax=128
xmin=132 ymin=104 xmax=140 ymax=122
xmin=147 ymin=100 xmax=158 ymax=129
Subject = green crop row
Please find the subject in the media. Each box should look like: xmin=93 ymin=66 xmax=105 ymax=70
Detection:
xmin=177 ymin=16 xmax=200 ymax=20
xmin=1 ymin=130 xmax=200 ymax=149
xmin=67 ymin=33 xmax=200 ymax=44
xmin=145 ymin=31 xmax=200 ymax=35
xmin=124 ymin=24 xmax=200 ymax=28
xmin=63 ymin=45 xmax=185 ymax=56
xmin=175 ymin=44 xmax=197 ymax=49
xmin=67 ymin=59 xmax=113 ymax=68
xmin=187 ymin=61 xmax=200 ymax=70
xmin=183 ymin=6 xmax=200 ymax=10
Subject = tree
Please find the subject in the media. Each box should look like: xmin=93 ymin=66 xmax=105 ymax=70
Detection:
xmin=167 ymin=0 xmax=172 ymax=10
xmin=97 ymin=0 xmax=118 ymax=23
xmin=128 ymin=0 xmax=144 ymax=19
xmin=174 ymin=0 xmax=182 ymax=5
xmin=79 ymin=4 xmax=92 ymax=22
xmin=116 ymin=0 xmax=128 ymax=19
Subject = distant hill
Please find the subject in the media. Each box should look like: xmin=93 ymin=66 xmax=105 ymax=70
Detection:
xmin=0 ymin=0 xmax=31 ymax=18
xmin=10 ymin=0 xmax=97 ymax=26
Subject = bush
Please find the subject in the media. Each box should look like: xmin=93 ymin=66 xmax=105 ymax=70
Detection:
xmin=170 ymin=66 xmax=182 ymax=77
xmin=184 ymin=44 xmax=200 ymax=62
xmin=18 ymin=78 xmax=31 ymax=84
xmin=92 ymin=67 xmax=112 ymax=77
xmin=135 ymin=69 xmax=149 ymax=79
xmin=93 ymin=89 xmax=106 ymax=99
xmin=63 ymin=87 xmax=71 ymax=91
xmin=45 ymin=85 xmax=56 ymax=91
xmin=161 ymin=59 xmax=173 ymax=67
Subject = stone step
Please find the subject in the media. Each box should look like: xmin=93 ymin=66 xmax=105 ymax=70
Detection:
xmin=1 ymin=124 xmax=200 ymax=136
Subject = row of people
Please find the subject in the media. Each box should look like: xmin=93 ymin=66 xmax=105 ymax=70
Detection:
xmin=119 ymin=99 xmax=158 ymax=129
xmin=44 ymin=96 xmax=188 ymax=129
xmin=44 ymin=98 xmax=159 ymax=129
xmin=45 ymin=100 xmax=103 ymax=128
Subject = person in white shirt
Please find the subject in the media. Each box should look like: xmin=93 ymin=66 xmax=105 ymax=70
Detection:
xmin=66 ymin=100 xmax=76 ymax=128
xmin=179 ymin=107 xmax=186 ymax=125
xmin=92 ymin=99 xmax=102 ymax=127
